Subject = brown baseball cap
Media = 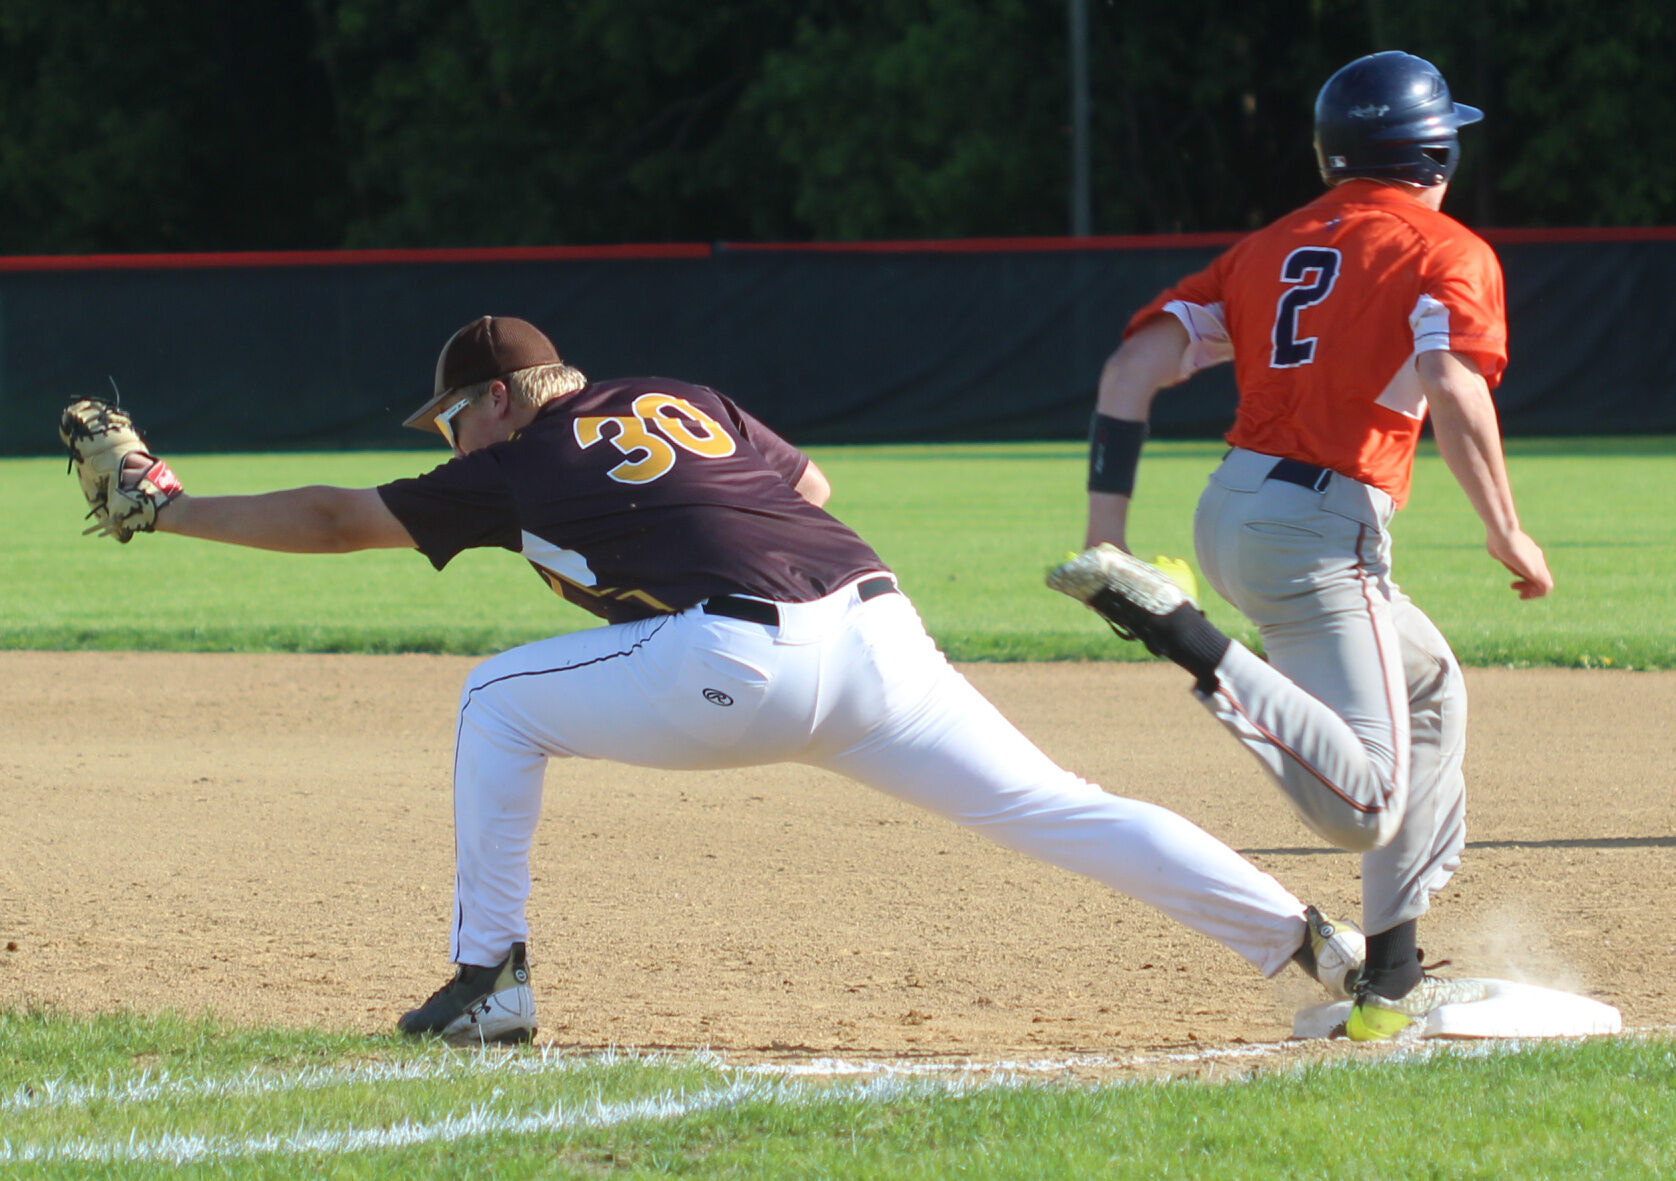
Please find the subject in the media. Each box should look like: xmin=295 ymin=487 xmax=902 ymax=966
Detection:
xmin=403 ymin=315 xmax=561 ymax=435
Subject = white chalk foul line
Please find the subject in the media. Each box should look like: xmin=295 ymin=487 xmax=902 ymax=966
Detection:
xmin=0 ymin=1040 xmax=1313 ymax=1166
xmin=0 ymin=1043 xmax=666 ymax=1115
xmin=736 ymin=1023 xmax=1674 ymax=1080
xmin=0 ymin=1074 xmax=988 ymax=1167
xmin=0 ymin=1079 xmax=759 ymax=1166
xmin=738 ymin=1042 xmax=1305 ymax=1078
xmin=4 ymin=1039 xmax=1295 ymax=1116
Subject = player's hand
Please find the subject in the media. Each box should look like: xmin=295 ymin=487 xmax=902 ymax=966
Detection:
xmin=1488 ymin=530 xmax=1553 ymax=600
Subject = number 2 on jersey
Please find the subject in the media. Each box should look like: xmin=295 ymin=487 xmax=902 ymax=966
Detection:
xmin=573 ymin=393 xmax=738 ymax=484
xmin=1270 ymin=247 xmax=1342 ymax=369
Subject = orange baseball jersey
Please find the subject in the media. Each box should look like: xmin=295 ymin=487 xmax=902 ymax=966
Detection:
xmin=1127 ymin=179 xmax=1507 ymax=505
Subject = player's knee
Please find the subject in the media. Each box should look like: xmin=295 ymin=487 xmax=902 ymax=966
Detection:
xmin=1317 ymin=808 xmax=1401 ymax=853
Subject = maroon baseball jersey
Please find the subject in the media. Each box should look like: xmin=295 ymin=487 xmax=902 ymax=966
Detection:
xmin=377 ymin=378 xmax=887 ymax=623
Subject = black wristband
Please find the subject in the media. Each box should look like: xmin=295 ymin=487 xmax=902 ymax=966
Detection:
xmin=1087 ymin=413 xmax=1148 ymax=495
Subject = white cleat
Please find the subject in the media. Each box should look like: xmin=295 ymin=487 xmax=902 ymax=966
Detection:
xmin=1295 ymin=906 xmax=1366 ymax=1001
xmin=1047 ymin=544 xmax=1190 ymax=644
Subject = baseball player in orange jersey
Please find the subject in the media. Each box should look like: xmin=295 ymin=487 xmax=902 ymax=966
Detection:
xmin=1050 ymin=51 xmax=1553 ymax=1041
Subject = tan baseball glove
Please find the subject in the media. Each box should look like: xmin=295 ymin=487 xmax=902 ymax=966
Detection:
xmin=59 ymin=398 xmax=184 ymax=543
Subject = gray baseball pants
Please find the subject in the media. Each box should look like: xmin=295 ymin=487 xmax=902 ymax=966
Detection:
xmin=1191 ymin=447 xmax=1468 ymax=936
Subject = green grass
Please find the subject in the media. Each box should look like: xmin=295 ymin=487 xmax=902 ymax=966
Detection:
xmin=1 ymin=1012 xmax=1671 ymax=1177
xmin=5 ymin=438 xmax=1673 ymax=666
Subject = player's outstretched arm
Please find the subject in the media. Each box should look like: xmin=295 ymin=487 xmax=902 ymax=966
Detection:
xmin=58 ymin=398 xmax=414 ymax=552
xmin=1086 ymin=316 xmax=1190 ymax=550
xmin=155 ymin=483 xmax=416 ymax=554
xmin=1419 ymin=349 xmax=1553 ymax=600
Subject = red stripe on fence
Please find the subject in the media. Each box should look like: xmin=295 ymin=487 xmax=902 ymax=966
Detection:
xmin=1479 ymin=225 xmax=1676 ymax=245
xmin=717 ymin=233 xmax=1246 ymax=253
xmin=2 ymin=225 xmax=1673 ymax=272
xmin=0 ymin=242 xmax=712 ymax=272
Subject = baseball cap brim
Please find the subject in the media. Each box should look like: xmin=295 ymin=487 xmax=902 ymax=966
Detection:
xmin=404 ymin=315 xmax=560 ymax=435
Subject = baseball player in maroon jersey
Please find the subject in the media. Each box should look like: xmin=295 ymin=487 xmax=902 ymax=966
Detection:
xmin=125 ymin=314 xmax=1368 ymax=1044
xmin=1050 ymin=52 xmax=1552 ymax=1040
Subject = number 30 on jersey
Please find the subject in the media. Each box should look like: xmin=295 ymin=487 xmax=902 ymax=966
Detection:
xmin=573 ymin=393 xmax=738 ymax=484
xmin=1270 ymin=247 xmax=1342 ymax=369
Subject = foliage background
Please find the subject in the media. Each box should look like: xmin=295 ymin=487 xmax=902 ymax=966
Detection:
xmin=1 ymin=1 xmax=1671 ymax=255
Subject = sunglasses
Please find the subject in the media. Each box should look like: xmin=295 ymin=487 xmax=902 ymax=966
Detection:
xmin=434 ymin=395 xmax=474 ymax=451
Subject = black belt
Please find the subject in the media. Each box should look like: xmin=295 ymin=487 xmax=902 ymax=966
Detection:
xmin=702 ymin=576 xmax=898 ymax=627
xmin=1266 ymin=458 xmax=1333 ymax=492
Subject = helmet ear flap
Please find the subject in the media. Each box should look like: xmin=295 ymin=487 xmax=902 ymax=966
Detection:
xmin=1417 ymin=144 xmax=1459 ymax=185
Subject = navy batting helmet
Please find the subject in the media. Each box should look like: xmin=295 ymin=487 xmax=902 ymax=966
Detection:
xmin=1313 ymin=51 xmax=1482 ymax=187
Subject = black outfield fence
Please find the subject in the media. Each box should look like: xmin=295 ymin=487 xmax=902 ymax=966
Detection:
xmin=2 ymin=228 xmax=1673 ymax=456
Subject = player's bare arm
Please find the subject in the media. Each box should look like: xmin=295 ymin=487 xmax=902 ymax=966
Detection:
xmin=794 ymin=458 xmax=832 ymax=507
xmin=157 ymin=485 xmax=417 ymax=554
xmin=1086 ymin=315 xmax=1190 ymax=550
xmin=1418 ymin=348 xmax=1553 ymax=599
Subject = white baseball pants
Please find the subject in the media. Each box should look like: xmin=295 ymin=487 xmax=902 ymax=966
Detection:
xmin=447 ymin=574 xmax=1316 ymax=976
xmin=1193 ymin=448 xmax=1468 ymax=935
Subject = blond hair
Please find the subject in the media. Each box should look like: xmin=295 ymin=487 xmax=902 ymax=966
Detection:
xmin=455 ymin=361 xmax=588 ymax=410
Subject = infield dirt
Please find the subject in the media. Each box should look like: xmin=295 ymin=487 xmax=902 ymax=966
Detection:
xmin=3 ymin=653 xmax=1669 ymax=1066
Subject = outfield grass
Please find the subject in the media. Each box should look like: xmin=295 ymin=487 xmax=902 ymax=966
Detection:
xmin=1 ymin=1012 xmax=1671 ymax=1177
xmin=4 ymin=437 xmax=1672 ymax=667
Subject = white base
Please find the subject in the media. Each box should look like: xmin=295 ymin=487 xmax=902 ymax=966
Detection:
xmin=1293 ymin=979 xmax=1623 ymax=1040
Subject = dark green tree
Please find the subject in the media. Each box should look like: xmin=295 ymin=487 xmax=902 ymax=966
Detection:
xmin=2 ymin=1 xmax=1673 ymax=252
xmin=739 ymin=0 xmax=1069 ymax=239
xmin=0 ymin=1 xmax=343 ymax=253
xmin=310 ymin=0 xmax=832 ymax=246
xmin=1444 ymin=0 xmax=1676 ymax=227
